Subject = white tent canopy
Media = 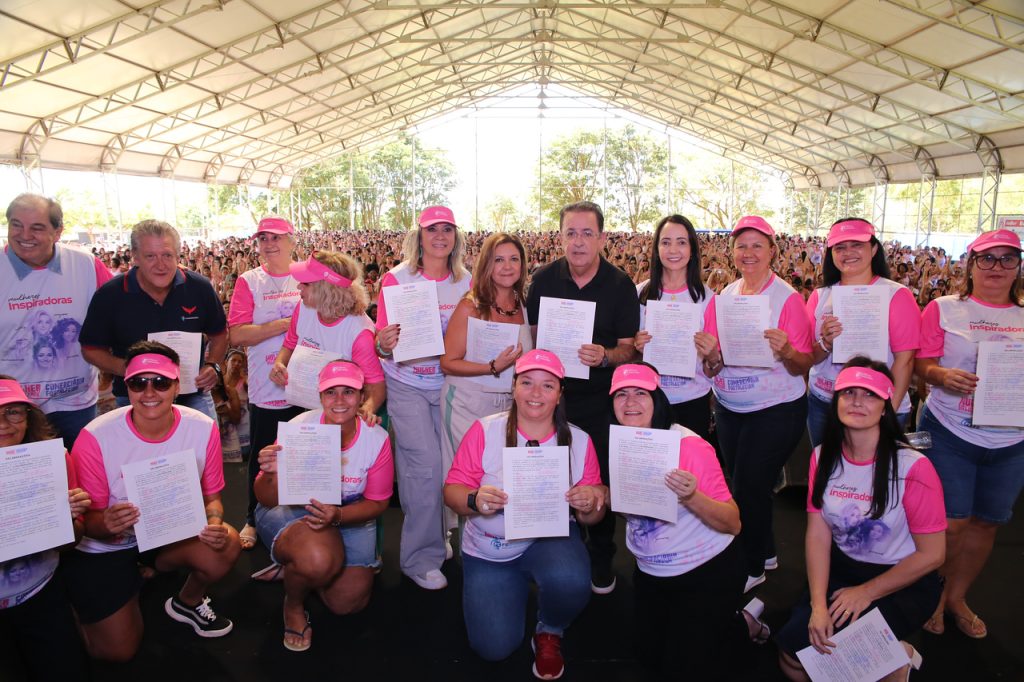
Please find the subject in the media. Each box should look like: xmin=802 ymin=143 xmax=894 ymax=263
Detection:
xmin=1 ymin=0 xmax=1022 ymax=191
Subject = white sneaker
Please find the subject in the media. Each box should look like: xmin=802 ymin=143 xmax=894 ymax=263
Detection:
xmin=409 ymin=569 xmax=448 ymax=590
xmin=764 ymin=556 xmax=779 ymax=571
xmin=744 ymin=573 xmax=766 ymax=594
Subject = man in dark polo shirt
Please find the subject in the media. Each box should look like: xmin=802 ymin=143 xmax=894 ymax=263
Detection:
xmin=80 ymin=220 xmax=227 ymax=420
xmin=526 ymin=201 xmax=639 ymax=594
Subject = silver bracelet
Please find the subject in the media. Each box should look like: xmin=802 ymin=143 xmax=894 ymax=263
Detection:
xmin=817 ymin=336 xmax=831 ymax=353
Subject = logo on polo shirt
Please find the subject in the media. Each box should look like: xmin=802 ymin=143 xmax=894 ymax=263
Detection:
xmin=182 ymin=306 xmax=197 ymax=314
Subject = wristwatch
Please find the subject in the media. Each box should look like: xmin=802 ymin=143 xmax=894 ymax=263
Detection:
xmin=204 ymin=361 xmax=224 ymax=384
xmin=466 ymin=491 xmax=479 ymax=512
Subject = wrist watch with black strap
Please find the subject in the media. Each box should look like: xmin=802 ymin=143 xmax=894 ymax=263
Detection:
xmin=205 ymin=361 xmax=224 ymax=385
xmin=466 ymin=490 xmax=479 ymax=512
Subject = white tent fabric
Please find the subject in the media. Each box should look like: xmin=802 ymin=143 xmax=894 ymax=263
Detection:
xmin=0 ymin=0 xmax=1021 ymax=190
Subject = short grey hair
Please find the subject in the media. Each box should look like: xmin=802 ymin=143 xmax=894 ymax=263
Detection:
xmin=130 ymin=219 xmax=181 ymax=254
xmin=6 ymin=193 xmax=63 ymax=230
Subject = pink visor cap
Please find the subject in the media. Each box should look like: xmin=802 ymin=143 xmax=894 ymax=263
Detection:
xmin=968 ymin=229 xmax=1021 ymax=254
xmin=125 ymin=353 xmax=180 ymax=381
xmin=254 ymin=216 xmax=294 ymax=237
xmin=290 ymin=254 xmax=352 ymax=288
xmin=834 ymin=366 xmax=893 ymax=400
xmin=318 ymin=361 xmax=365 ymax=392
xmin=418 ymin=205 xmax=458 ymax=229
xmin=731 ymin=215 xmax=775 ymax=238
xmin=827 ymin=219 xmax=875 ymax=247
xmin=609 ymin=364 xmax=660 ymax=394
xmin=515 ymin=349 xmax=565 ymax=379
xmin=0 ymin=379 xmax=32 ymax=407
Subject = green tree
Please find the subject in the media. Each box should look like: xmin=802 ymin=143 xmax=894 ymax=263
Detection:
xmin=605 ymin=125 xmax=668 ymax=232
xmin=540 ymin=130 xmax=604 ymax=227
xmin=479 ymin=195 xmax=532 ymax=232
xmin=673 ymin=157 xmax=773 ymax=231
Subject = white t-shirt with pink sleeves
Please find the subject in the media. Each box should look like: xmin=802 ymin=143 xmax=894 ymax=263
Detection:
xmin=375 ymin=262 xmax=471 ymax=391
xmin=282 ymin=303 xmax=384 ymax=384
xmin=72 ymin=406 xmax=225 ymax=553
xmin=445 ymin=413 xmax=602 ymax=562
xmin=706 ymin=274 xmax=813 ymax=413
xmin=228 ymin=266 xmax=301 ymax=409
xmin=807 ymin=278 xmax=919 ymax=414
xmin=808 ymin=446 xmax=946 ymax=565
xmin=918 ymin=295 xmax=1024 ymax=448
xmin=625 ymin=425 xmax=735 ymax=577
xmin=636 ymin=281 xmax=714 ymax=404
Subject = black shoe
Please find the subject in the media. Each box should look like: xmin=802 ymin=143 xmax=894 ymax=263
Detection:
xmin=590 ymin=562 xmax=616 ymax=595
xmin=165 ymin=596 xmax=233 ymax=638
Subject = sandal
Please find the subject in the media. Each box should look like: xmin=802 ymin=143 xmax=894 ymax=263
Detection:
xmin=742 ymin=597 xmax=771 ymax=644
xmin=283 ymin=611 xmax=312 ymax=652
xmin=922 ymin=612 xmax=944 ymax=635
xmin=239 ymin=523 xmax=258 ymax=551
xmin=251 ymin=563 xmax=285 ymax=582
xmin=953 ymin=612 xmax=987 ymax=639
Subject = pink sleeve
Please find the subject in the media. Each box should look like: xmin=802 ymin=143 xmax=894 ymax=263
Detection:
xmin=200 ymin=422 xmax=226 ymax=496
xmin=916 ymin=300 xmax=944 ymax=358
xmin=65 ymin=452 xmax=79 ymax=489
xmin=375 ymin=272 xmax=399 ymax=329
xmin=903 ymin=457 xmax=947 ymax=534
xmin=806 ymin=449 xmax=821 ymax=513
xmin=93 ymin=257 xmax=113 ymax=288
xmin=579 ymin=437 xmax=603 ymax=486
xmin=680 ymin=437 xmax=731 ymax=502
xmin=282 ymin=302 xmax=302 ymax=350
xmin=703 ymin=297 xmax=718 ymax=339
xmin=888 ymin=287 xmax=920 ymax=353
xmin=71 ymin=429 xmax=110 ymax=510
xmin=805 ymin=289 xmax=820 ymax=324
xmin=351 ymin=329 xmax=385 ymax=382
xmin=227 ymin=276 xmax=255 ymax=326
xmin=445 ymin=420 xmax=486 ymax=487
xmin=779 ymin=292 xmax=813 ymax=353
xmin=362 ymin=437 xmax=394 ymax=501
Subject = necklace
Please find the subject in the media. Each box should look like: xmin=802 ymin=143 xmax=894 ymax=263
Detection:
xmin=492 ymin=299 xmax=521 ymax=317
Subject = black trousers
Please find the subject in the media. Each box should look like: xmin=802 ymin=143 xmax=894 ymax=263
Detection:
xmin=245 ymin=403 xmax=305 ymax=524
xmin=565 ymin=402 xmax=616 ymax=568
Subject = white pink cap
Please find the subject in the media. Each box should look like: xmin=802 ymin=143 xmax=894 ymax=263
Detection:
xmin=254 ymin=216 xmax=294 ymax=236
xmin=0 ymin=379 xmax=32 ymax=407
xmin=834 ymin=366 xmax=893 ymax=400
xmin=318 ymin=361 xmax=365 ymax=392
xmin=125 ymin=353 xmax=180 ymax=380
xmin=609 ymin=364 xmax=660 ymax=394
xmin=515 ymin=349 xmax=565 ymax=379
xmin=418 ymin=205 xmax=458 ymax=229
xmin=827 ymin=219 xmax=875 ymax=247
xmin=290 ymin=253 xmax=352 ymax=288
xmin=968 ymin=229 xmax=1021 ymax=254
xmin=731 ymin=215 xmax=775 ymax=238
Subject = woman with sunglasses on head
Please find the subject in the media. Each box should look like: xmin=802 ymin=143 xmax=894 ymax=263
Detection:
xmin=632 ymin=215 xmax=722 ymax=441
xmin=375 ymin=207 xmax=471 ymax=591
xmin=777 ymin=358 xmax=946 ymax=682
xmin=254 ymin=360 xmax=393 ymax=652
xmin=914 ymin=229 xmax=1024 ymax=640
xmin=806 ymin=218 xmax=920 ymax=448
xmin=65 ymin=341 xmax=240 ymax=662
xmin=608 ymin=363 xmax=768 ymax=680
xmin=0 ymin=377 xmax=91 ymax=679
xmin=443 ymin=350 xmax=607 ymax=680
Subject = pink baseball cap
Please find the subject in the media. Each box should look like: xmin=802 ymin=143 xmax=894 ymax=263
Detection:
xmin=0 ymin=379 xmax=32 ymax=407
xmin=125 ymin=353 xmax=180 ymax=381
xmin=254 ymin=216 xmax=294 ymax=237
xmin=515 ymin=349 xmax=565 ymax=379
xmin=967 ymin=229 xmax=1021 ymax=254
xmin=318 ymin=361 xmax=365 ymax=392
xmin=827 ymin=219 xmax=875 ymax=247
xmin=834 ymin=366 xmax=893 ymax=400
xmin=290 ymin=253 xmax=352 ymax=288
xmin=731 ymin=215 xmax=775 ymax=238
xmin=609 ymin=364 xmax=660 ymax=394
xmin=418 ymin=206 xmax=458 ymax=229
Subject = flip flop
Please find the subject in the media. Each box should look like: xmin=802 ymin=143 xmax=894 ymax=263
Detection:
xmin=251 ymin=563 xmax=285 ymax=582
xmin=953 ymin=612 xmax=987 ymax=639
xmin=922 ymin=612 xmax=944 ymax=635
xmin=283 ymin=611 xmax=312 ymax=652
xmin=239 ymin=524 xmax=258 ymax=550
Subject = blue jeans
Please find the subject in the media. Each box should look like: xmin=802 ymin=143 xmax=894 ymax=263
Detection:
xmin=115 ymin=391 xmax=216 ymax=420
xmin=461 ymin=524 xmax=591 ymax=661
xmin=46 ymin=405 xmax=97 ymax=451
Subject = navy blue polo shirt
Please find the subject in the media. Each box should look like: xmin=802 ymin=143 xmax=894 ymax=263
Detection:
xmin=526 ymin=256 xmax=639 ymax=413
xmin=80 ymin=267 xmax=226 ymax=397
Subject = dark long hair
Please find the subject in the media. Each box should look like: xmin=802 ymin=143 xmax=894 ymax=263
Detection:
xmin=607 ymin=362 xmax=675 ymax=429
xmin=639 ymin=215 xmax=706 ymax=305
xmin=959 ymin=252 xmax=1024 ymax=306
xmin=0 ymin=374 xmax=57 ymax=444
xmin=810 ymin=357 xmax=905 ymax=519
xmin=822 ymin=218 xmax=891 ymax=287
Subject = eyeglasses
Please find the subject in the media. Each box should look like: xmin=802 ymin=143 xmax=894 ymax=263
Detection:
xmin=973 ymin=253 xmax=1021 ymax=270
xmin=125 ymin=376 xmax=176 ymax=393
xmin=0 ymin=405 xmax=29 ymax=423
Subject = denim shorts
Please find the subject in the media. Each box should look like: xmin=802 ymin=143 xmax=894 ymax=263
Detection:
xmin=254 ymin=503 xmax=379 ymax=568
xmin=919 ymin=406 xmax=1024 ymax=524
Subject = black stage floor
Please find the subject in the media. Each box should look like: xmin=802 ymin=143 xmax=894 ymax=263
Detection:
xmin=7 ymin=459 xmax=1022 ymax=681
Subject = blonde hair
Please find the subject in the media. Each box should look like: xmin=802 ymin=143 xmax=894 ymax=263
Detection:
xmin=470 ymin=233 xmax=527 ymax=319
xmin=401 ymin=222 xmax=468 ymax=282
xmin=304 ymin=251 xmax=368 ymax=319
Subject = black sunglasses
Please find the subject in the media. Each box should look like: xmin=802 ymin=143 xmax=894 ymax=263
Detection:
xmin=125 ymin=376 xmax=176 ymax=393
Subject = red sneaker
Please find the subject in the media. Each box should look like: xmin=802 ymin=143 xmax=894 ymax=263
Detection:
xmin=531 ymin=632 xmax=565 ymax=680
